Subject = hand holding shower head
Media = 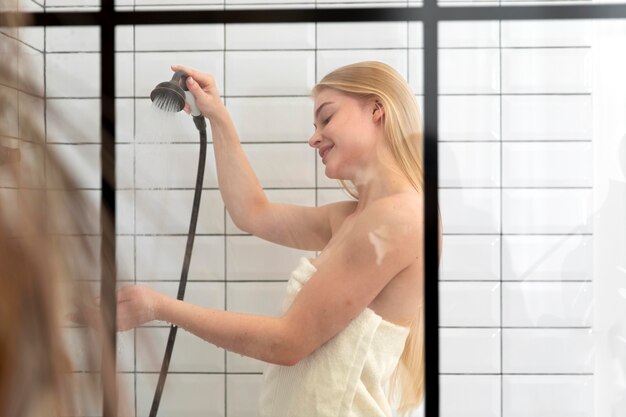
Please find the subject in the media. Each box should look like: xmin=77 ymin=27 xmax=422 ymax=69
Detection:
xmin=150 ymin=70 xmax=201 ymax=117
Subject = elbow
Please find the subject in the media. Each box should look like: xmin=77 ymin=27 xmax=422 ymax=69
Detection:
xmin=269 ymin=321 xmax=307 ymax=367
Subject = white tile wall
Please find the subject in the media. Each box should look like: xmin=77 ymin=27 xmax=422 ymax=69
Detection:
xmin=38 ymin=15 xmax=599 ymax=417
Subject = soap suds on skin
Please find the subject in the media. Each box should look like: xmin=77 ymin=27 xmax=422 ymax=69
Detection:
xmin=367 ymin=224 xmax=411 ymax=266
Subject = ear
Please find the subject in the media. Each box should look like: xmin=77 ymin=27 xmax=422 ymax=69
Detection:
xmin=372 ymin=101 xmax=384 ymax=124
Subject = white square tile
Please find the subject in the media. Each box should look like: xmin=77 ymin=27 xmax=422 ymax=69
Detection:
xmin=408 ymin=48 xmax=423 ymax=95
xmin=503 ymin=282 xmax=593 ymax=327
xmin=244 ymin=143 xmax=315 ymax=188
xmin=227 ymin=236 xmax=313 ymax=280
xmin=441 ymin=375 xmax=500 ymax=417
xmin=503 ymin=142 xmax=592 ymax=187
xmin=116 ymin=52 xmax=134 ymax=97
xmin=502 ymin=95 xmax=592 ymax=141
xmin=502 ymin=49 xmax=591 ymax=94
xmin=116 ymin=143 xmax=134 ymax=189
xmin=227 ymin=375 xmax=264 ymax=417
xmin=18 ymin=27 xmax=44 ymax=51
xmin=117 ymin=235 xmax=134 ymax=281
xmin=226 ymin=23 xmax=314 ymax=50
xmin=136 ymin=373 xmax=224 ymax=417
xmin=440 ymin=328 xmax=500 ymax=374
xmin=136 ymin=24 xmax=224 ymax=51
xmin=135 ymin=144 xmax=218 ymax=189
xmin=135 ymin=98 xmax=202 ymax=142
xmin=116 ymin=26 xmax=134 ymax=52
xmin=46 ymin=26 xmax=99 ymax=52
xmin=135 ymin=236 xmax=224 ymax=281
xmin=440 ymin=49 xmax=499 ymax=94
xmin=135 ymin=51 xmax=224 ymax=98
xmin=408 ymin=22 xmax=423 ymax=48
xmin=440 ymin=142 xmax=500 ymax=187
xmin=47 ymin=99 xmax=100 ymax=143
xmin=439 ymin=21 xmax=499 ymax=47
xmin=46 ymin=53 xmax=99 ymax=98
xmin=501 ymin=20 xmax=591 ymax=47
xmin=503 ymin=328 xmax=594 ymax=373
xmin=135 ymin=189 xmax=224 ymax=235
xmin=317 ymin=22 xmax=407 ymax=49
xmin=502 ymin=189 xmax=593 ymax=234
xmin=440 ymin=235 xmax=501 ymax=281
xmin=226 ymin=51 xmax=315 ymax=96
xmin=502 ymin=235 xmax=593 ymax=281
xmin=46 ymin=144 xmax=100 ymax=189
xmin=439 ymin=95 xmax=500 ymax=141
xmin=136 ymin=327 xmax=224 ymax=372
xmin=440 ymin=188 xmax=501 ymax=234
xmin=226 ymin=189 xmax=316 ymax=234
xmin=116 ymin=98 xmax=134 ymax=142
xmin=503 ymin=375 xmax=593 ymax=417
xmin=116 ymin=189 xmax=135 ymax=235
xmin=227 ymin=97 xmax=313 ymax=143
xmin=317 ymin=50 xmax=407 ymax=85
xmin=440 ymin=282 xmax=500 ymax=327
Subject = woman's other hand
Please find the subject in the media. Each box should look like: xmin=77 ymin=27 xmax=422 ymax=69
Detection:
xmin=68 ymin=285 xmax=164 ymax=332
xmin=171 ymin=64 xmax=224 ymax=119
xmin=116 ymin=285 xmax=163 ymax=331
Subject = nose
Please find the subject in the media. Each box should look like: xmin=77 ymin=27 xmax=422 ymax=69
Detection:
xmin=308 ymin=129 xmax=321 ymax=148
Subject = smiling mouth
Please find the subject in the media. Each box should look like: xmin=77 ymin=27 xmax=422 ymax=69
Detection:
xmin=321 ymin=146 xmax=333 ymax=162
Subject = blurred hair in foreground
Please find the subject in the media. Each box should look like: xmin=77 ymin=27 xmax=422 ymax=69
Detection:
xmin=0 ymin=7 xmax=123 ymax=417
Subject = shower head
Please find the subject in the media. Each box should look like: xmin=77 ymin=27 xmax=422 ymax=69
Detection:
xmin=150 ymin=70 xmax=201 ymax=117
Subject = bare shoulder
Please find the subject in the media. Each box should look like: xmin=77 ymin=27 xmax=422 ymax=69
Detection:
xmin=326 ymin=199 xmax=358 ymax=233
xmin=362 ymin=192 xmax=424 ymax=228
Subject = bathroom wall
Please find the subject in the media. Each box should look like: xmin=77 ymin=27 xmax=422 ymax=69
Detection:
xmin=40 ymin=3 xmax=622 ymax=417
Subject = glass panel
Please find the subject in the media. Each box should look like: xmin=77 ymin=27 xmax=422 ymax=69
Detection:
xmin=437 ymin=19 xmax=626 ymax=417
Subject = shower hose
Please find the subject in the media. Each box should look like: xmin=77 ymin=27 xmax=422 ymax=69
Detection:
xmin=149 ymin=115 xmax=207 ymax=417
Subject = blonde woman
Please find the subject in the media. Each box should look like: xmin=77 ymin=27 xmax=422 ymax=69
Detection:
xmin=112 ymin=61 xmax=442 ymax=416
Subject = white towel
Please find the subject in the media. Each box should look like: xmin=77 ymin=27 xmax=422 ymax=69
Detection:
xmin=258 ymin=257 xmax=410 ymax=417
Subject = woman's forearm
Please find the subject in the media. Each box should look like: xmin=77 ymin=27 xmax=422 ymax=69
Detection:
xmin=155 ymin=294 xmax=299 ymax=366
xmin=208 ymin=106 xmax=269 ymax=232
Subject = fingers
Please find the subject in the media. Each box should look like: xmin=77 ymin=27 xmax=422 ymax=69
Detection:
xmin=171 ymin=64 xmax=213 ymax=87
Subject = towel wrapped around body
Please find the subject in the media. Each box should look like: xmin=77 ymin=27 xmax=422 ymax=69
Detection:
xmin=258 ymin=257 xmax=410 ymax=417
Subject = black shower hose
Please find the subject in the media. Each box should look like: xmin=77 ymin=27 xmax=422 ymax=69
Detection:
xmin=149 ymin=115 xmax=207 ymax=417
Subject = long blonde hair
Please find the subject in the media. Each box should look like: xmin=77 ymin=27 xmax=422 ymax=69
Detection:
xmin=314 ymin=61 xmax=426 ymax=414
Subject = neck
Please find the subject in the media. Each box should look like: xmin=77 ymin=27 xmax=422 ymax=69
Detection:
xmin=351 ymin=162 xmax=415 ymax=211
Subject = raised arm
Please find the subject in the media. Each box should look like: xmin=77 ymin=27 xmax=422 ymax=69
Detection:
xmin=113 ymin=195 xmax=420 ymax=366
xmin=173 ymin=64 xmax=344 ymax=251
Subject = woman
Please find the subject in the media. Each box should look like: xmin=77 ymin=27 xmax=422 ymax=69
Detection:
xmin=114 ymin=61 xmax=442 ymax=416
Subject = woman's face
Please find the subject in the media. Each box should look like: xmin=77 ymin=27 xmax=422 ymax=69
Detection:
xmin=308 ymin=88 xmax=383 ymax=181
